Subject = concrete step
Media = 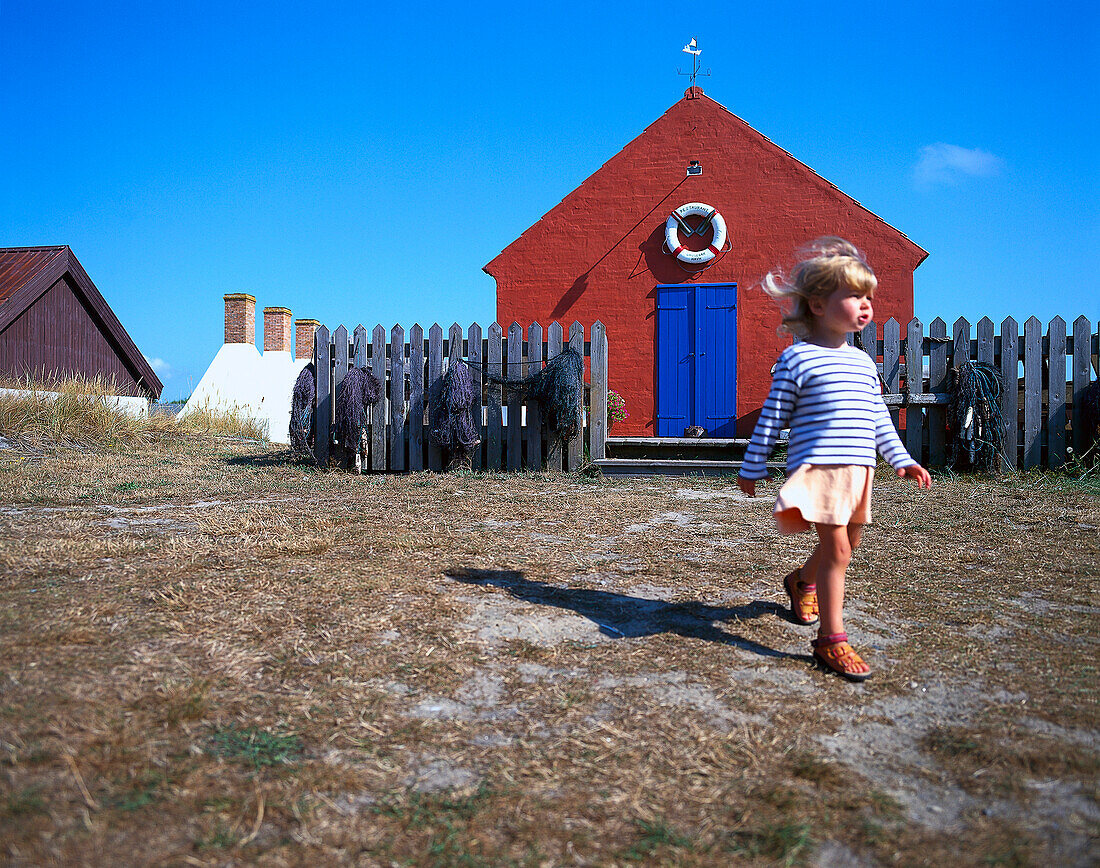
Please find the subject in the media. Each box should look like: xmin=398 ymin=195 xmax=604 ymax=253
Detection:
xmin=604 ymin=436 xmax=760 ymax=461
xmin=594 ymin=458 xmax=783 ymax=478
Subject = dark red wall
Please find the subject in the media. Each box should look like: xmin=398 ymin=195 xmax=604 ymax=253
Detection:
xmin=487 ymin=88 xmax=926 ymax=435
xmin=0 ymin=275 xmax=146 ymax=395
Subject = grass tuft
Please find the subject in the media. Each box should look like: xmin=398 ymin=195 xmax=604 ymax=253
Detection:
xmin=209 ymin=726 xmax=303 ymax=768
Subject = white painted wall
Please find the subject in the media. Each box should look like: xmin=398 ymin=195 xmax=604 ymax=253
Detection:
xmin=178 ymin=344 xmax=308 ymax=444
xmin=0 ymin=388 xmax=149 ymax=418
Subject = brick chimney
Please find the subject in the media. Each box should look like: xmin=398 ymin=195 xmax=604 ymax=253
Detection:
xmin=224 ymin=293 xmax=256 ymax=345
xmin=295 ymin=319 xmax=321 ymax=361
xmin=263 ymin=307 xmax=292 ymax=353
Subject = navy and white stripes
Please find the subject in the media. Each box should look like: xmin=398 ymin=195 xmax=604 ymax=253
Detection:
xmin=739 ymin=342 xmax=916 ymax=480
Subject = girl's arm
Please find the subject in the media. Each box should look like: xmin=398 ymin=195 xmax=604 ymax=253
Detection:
xmin=872 ymin=388 xmax=932 ymax=488
xmin=739 ymin=354 xmax=797 ymax=486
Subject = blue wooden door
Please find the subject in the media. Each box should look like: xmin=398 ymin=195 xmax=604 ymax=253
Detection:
xmin=655 ymin=286 xmax=692 ymax=436
xmin=655 ymin=283 xmax=736 ymax=436
xmin=699 ymin=284 xmax=737 ymax=437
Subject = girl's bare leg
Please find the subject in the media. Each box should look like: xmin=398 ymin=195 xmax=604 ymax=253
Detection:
xmin=809 ymin=523 xmax=851 ymax=637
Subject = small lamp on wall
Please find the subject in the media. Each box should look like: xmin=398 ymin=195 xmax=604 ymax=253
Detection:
xmin=686 ymin=160 xmax=702 ymax=177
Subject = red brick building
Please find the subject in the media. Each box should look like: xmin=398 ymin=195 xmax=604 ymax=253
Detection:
xmin=485 ymin=87 xmax=926 ymax=436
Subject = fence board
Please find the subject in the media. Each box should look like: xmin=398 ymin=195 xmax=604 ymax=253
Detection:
xmin=591 ymin=321 xmax=608 ymax=460
xmin=334 ymin=325 xmax=350 ymax=467
xmin=313 ymin=326 xmax=331 ymax=467
xmin=976 ymin=317 xmax=994 ymax=366
xmin=527 ymin=322 xmax=543 ymax=470
xmin=567 ymin=323 xmax=584 ymax=471
xmin=1072 ymin=316 xmax=1092 ymax=457
xmin=408 ymin=324 xmax=424 ymax=471
xmin=390 ymin=326 xmax=406 ymax=472
xmin=905 ymin=319 xmax=924 ymax=462
xmin=371 ymin=325 xmax=387 ymax=471
xmin=546 ymin=323 xmax=564 ymax=471
xmin=468 ymin=323 xmax=484 ymax=470
xmin=353 ymin=325 xmax=367 ymax=473
xmin=507 ymin=322 xmax=523 ymax=471
xmin=487 ymin=323 xmax=503 ymax=471
xmin=1023 ymin=317 xmax=1042 ymax=469
xmin=1047 ymin=317 xmax=1067 ymax=469
xmin=928 ymin=318 xmax=948 ymax=467
xmin=883 ymin=319 xmax=901 ymax=431
xmin=1000 ymin=317 xmax=1019 ymax=471
xmin=427 ymin=325 xmax=443 ymax=472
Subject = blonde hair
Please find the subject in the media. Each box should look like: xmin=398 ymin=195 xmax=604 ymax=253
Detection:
xmin=762 ymin=237 xmax=878 ymax=338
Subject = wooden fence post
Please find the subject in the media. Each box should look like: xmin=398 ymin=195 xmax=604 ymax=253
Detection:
xmin=976 ymin=317 xmax=994 ymax=366
xmin=390 ymin=325 xmax=406 ymax=472
xmin=427 ymin=324 xmax=443 ymax=472
xmin=905 ymin=318 xmax=925 ymax=462
xmin=527 ymin=322 xmax=543 ymax=470
xmin=468 ymin=323 xmax=484 ymax=470
xmin=1072 ymin=315 xmax=1092 ymax=457
xmin=546 ymin=323 xmax=563 ymax=471
xmin=353 ymin=325 xmax=367 ymax=473
xmin=1023 ymin=316 xmax=1042 ymax=469
xmin=408 ymin=324 xmax=424 ymax=471
xmin=591 ymin=321 xmax=608 ymax=461
xmin=1048 ymin=317 xmax=1067 ymax=469
xmin=883 ymin=318 xmax=901 ymax=433
xmin=507 ymin=322 xmax=523 ymax=471
xmin=487 ymin=322 xmax=503 ymax=471
xmin=1000 ymin=317 xmax=1019 ymax=472
xmin=371 ymin=325 xmax=387 ymax=471
xmin=333 ymin=325 xmax=350 ymax=466
xmin=928 ymin=318 xmax=948 ymax=467
xmin=567 ymin=322 xmax=584 ymax=471
xmin=313 ymin=325 xmax=330 ymax=467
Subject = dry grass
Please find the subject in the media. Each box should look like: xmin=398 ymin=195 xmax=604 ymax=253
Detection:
xmin=0 ymin=374 xmax=267 ymax=447
xmin=0 ymin=435 xmax=1097 ymax=867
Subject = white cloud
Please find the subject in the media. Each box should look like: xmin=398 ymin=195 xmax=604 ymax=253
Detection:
xmin=150 ymin=357 xmax=173 ymax=379
xmin=914 ymin=143 xmax=1005 ymax=188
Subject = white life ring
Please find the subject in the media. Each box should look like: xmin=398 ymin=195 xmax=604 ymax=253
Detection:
xmin=664 ymin=202 xmax=727 ymax=264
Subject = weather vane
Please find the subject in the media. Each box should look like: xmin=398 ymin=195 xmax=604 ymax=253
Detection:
xmin=678 ymin=38 xmax=711 ymax=86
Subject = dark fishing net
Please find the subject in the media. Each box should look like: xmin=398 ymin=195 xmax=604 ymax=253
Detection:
xmin=289 ymin=362 xmax=315 ymax=458
xmin=431 ymin=358 xmax=480 ymax=452
xmin=947 ymin=360 xmax=1004 ymax=472
xmin=335 ymin=366 xmax=383 ymax=447
xmin=1077 ymin=380 xmax=1100 ymax=463
xmin=491 ymin=347 xmax=585 ymax=443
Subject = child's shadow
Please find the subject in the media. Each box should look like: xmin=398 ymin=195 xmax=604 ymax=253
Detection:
xmin=446 ymin=568 xmax=810 ymax=662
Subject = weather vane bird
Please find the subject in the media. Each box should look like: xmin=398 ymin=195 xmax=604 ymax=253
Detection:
xmin=678 ymin=37 xmax=711 ymax=87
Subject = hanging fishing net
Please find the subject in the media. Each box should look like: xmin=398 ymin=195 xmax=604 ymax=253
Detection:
xmin=947 ymin=360 xmax=1004 ymax=472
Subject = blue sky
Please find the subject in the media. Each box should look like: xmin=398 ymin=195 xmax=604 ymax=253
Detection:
xmin=2 ymin=1 xmax=1097 ymax=400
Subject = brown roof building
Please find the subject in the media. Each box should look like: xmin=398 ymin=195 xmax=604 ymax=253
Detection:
xmin=0 ymin=246 xmax=162 ymax=398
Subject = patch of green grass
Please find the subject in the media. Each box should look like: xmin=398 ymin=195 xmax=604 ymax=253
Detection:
xmin=196 ymin=823 xmax=237 ymax=850
xmin=726 ymin=820 xmax=813 ymax=866
xmin=621 ymin=818 xmax=693 ymax=861
xmin=110 ymin=770 xmax=165 ymax=812
xmin=113 ymin=481 xmax=141 ymax=491
xmin=209 ymin=726 xmax=303 ymax=768
xmin=3 ymin=786 xmax=46 ymax=817
xmin=373 ymin=783 xmax=496 ymax=865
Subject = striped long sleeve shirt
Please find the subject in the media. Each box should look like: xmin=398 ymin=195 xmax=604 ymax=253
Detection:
xmin=738 ymin=342 xmax=917 ymax=481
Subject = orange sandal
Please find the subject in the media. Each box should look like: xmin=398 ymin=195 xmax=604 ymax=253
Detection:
xmin=783 ymin=568 xmax=819 ymax=626
xmin=812 ymin=632 xmax=871 ymax=682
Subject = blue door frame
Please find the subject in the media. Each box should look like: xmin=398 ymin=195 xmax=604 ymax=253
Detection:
xmin=655 ymin=283 xmax=737 ymax=437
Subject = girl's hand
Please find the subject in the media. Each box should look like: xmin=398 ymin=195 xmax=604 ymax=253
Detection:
xmin=897 ymin=463 xmax=932 ymax=489
xmin=738 ymin=475 xmax=757 ymax=497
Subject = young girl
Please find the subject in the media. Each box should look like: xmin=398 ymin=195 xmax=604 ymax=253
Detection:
xmin=738 ymin=237 xmax=931 ymax=682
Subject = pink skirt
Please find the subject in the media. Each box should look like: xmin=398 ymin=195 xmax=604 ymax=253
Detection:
xmin=774 ymin=464 xmax=873 ymax=535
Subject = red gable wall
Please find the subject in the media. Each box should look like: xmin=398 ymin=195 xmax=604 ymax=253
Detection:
xmin=486 ymin=88 xmax=926 ymax=436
